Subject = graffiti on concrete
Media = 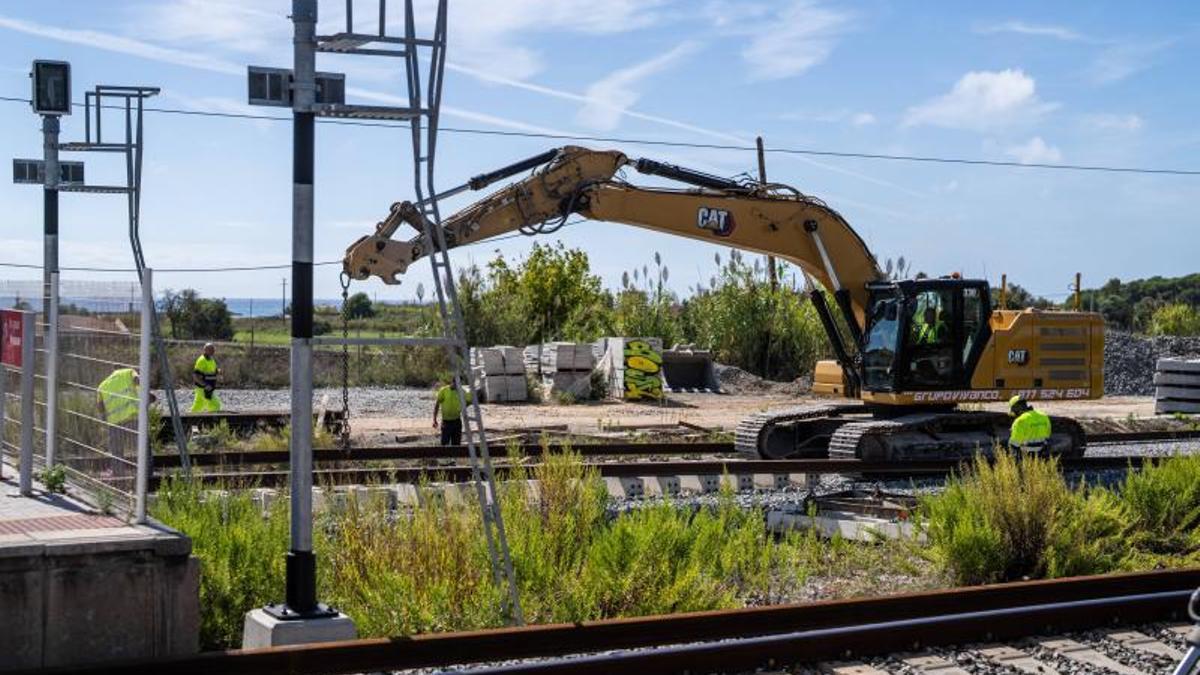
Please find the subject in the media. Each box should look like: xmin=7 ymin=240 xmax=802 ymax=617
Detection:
xmin=623 ymin=339 xmax=663 ymax=400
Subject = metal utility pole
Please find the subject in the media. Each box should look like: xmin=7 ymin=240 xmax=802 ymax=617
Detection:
xmin=757 ymin=136 xmax=777 ymax=292
xmin=278 ymin=0 xmax=328 ymax=621
xmin=281 ymin=277 xmax=288 ymax=317
xmin=43 ymin=116 xmax=60 ymax=467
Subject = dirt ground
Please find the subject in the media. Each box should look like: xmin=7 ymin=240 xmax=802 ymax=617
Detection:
xmin=353 ymin=393 xmax=1166 ymax=444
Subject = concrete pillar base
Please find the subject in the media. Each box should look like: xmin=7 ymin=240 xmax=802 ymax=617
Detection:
xmin=241 ymin=608 xmax=357 ymax=648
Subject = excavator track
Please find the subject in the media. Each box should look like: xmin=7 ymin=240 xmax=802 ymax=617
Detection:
xmin=826 ymin=411 xmax=1087 ymax=461
xmin=735 ymin=403 xmax=869 ymax=459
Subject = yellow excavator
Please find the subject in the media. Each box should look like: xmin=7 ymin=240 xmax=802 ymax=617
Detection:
xmin=344 ymin=146 xmax=1103 ymax=461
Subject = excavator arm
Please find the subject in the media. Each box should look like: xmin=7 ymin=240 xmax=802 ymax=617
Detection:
xmin=345 ymin=146 xmax=882 ymax=331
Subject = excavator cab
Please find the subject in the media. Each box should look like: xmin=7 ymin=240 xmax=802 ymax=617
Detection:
xmin=860 ymin=278 xmax=991 ymax=394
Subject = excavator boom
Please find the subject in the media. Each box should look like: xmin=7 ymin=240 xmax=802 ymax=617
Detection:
xmin=344 ymin=146 xmax=882 ymax=332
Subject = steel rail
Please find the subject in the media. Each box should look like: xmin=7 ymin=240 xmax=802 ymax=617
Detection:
xmin=150 ymin=441 xmax=732 ymax=468
xmin=146 ymin=429 xmax=1200 ymax=467
xmin=39 ymin=568 xmax=1200 ymax=675
xmin=148 ymin=455 xmax=1160 ymax=491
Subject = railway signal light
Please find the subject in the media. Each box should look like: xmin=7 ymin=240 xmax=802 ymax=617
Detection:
xmin=31 ymin=60 xmax=71 ymax=115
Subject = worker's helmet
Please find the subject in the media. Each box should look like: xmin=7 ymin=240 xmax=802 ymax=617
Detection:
xmin=1008 ymin=395 xmax=1029 ymax=416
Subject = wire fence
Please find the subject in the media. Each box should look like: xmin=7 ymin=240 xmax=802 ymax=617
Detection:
xmin=1 ymin=278 xmax=148 ymax=512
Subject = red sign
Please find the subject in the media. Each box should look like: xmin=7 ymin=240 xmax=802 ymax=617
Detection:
xmin=1 ymin=310 xmax=23 ymax=367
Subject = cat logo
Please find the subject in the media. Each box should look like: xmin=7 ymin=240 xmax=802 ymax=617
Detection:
xmin=1007 ymin=349 xmax=1029 ymax=365
xmin=697 ymin=207 xmax=735 ymax=237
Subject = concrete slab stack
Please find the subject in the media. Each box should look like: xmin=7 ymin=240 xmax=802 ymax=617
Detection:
xmin=531 ymin=342 xmax=596 ymax=400
xmin=470 ymin=346 xmax=528 ymax=403
xmin=1154 ymin=357 xmax=1200 ymax=414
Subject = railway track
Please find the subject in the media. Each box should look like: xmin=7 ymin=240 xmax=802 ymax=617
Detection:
xmin=148 ymin=428 xmax=1200 ymax=468
xmin=146 ymin=454 xmax=1173 ymax=491
xmin=56 ymin=568 xmax=1200 ymax=674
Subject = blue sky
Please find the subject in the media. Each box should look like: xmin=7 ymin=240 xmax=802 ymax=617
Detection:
xmin=1 ymin=1 xmax=1197 ymax=303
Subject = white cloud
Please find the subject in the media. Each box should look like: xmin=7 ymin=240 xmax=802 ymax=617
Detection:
xmin=1004 ymin=137 xmax=1062 ymax=164
xmin=903 ymin=69 xmax=1058 ymax=131
xmin=0 ymin=14 xmax=242 ymax=74
xmin=138 ymin=0 xmax=286 ymax=54
xmin=1087 ymin=40 xmax=1173 ymax=85
xmin=975 ymin=21 xmax=1085 ymax=42
xmin=706 ymin=0 xmax=852 ymax=81
xmin=437 ymin=0 xmax=669 ymax=80
xmin=779 ymin=109 xmax=876 ymax=126
xmin=576 ymin=42 xmax=699 ymax=131
xmin=1082 ymin=113 xmax=1143 ymax=132
xmin=851 ymin=112 xmax=877 ymax=126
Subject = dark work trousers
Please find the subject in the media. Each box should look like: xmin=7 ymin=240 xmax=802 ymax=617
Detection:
xmin=440 ymin=418 xmax=463 ymax=446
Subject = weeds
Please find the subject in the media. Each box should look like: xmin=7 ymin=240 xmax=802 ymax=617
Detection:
xmin=38 ymin=465 xmax=67 ymax=494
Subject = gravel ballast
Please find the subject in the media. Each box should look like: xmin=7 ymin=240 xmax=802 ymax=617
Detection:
xmin=1104 ymin=331 xmax=1200 ymax=396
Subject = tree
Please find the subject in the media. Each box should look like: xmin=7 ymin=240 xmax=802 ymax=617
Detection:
xmin=1148 ymin=303 xmax=1200 ymax=336
xmin=342 ymin=292 xmax=375 ymax=320
xmin=459 ymin=243 xmax=610 ymax=346
xmin=160 ymin=289 xmax=234 ymax=340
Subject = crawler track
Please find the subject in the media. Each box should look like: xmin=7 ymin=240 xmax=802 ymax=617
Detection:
xmin=61 ymin=568 xmax=1200 ymax=674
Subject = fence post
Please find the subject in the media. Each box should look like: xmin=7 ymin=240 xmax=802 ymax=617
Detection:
xmin=20 ymin=310 xmax=35 ymax=496
xmin=0 ymin=363 xmax=6 ymax=480
xmin=135 ymin=269 xmax=152 ymax=524
xmin=46 ymin=271 xmax=59 ymax=467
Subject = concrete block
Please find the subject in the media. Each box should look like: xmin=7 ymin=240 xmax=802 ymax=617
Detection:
xmin=654 ymin=476 xmax=681 ymax=497
xmin=0 ymin=568 xmax=44 ymax=669
xmin=1157 ymin=400 xmax=1200 ymax=414
xmin=1155 ymin=385 xmax=1200 ymax=401
xmin=1154 ymin=372 xmax=1200 ymax=386
xmin=754 ymin=474 xmax=790 ymax=490
xmin=736 ymin=474 xmax=755 ymax=492
xmin=43 ymin=560 xmax=158 ymax=666
xmin=1157 ymin=358 xmax=1200 ymax=373
xmin=500 ymin=347 xmax=525 ymax=374
xmin=242 ymin=608 xmax=357 ymax=648
xmin=505 ymin=375 xmax=528 ymax=402
xmin=680 ymin=474 xmax=722 ymax=494
xmin=618 ymin=477 xmax=645 ymax=499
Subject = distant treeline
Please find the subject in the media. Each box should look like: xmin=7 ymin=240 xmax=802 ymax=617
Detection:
xmin=998 ymin=273 xmax=1200 ymax=334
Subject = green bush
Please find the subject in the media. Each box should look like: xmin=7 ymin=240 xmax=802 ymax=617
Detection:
xmin=919 ymin=451 xmax=1127 ymax=584
xmin=1121 ymin=454 xmax=1200 ymax=556
xmin=1148 ymin=303 xmax=1200 ymax=336
xmin=152 ymin=478 xmax=288 ymax=648
xmin=681 ymin=252 xmax=827 ymax=380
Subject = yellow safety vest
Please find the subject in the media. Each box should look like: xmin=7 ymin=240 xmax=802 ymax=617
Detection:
xmin=1010 ymin=409 xmax=1052 ymax=448
xmin=436 ymin=385 xmax=471 ymax=421
xmin=98 ymin=368 xmax=139 ymax=424
xmin=917 ymin=320 xmax=947 ymax=345
xmin=194 ymin=354 xmax=218 ymax=385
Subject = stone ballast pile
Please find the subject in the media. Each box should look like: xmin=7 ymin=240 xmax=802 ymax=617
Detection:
xmin=1104 ymin=331 xmax=1200 ymax=395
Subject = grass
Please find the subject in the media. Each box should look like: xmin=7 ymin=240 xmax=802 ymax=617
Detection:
xmin=154 ymin=448 xmax=932 ymax=649
xmin=919 ymin=450 xmax=1200 ymax=585
xmin=155 ymin=450 xmax=1200 ymax=651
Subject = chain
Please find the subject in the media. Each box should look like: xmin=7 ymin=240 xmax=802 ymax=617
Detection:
xmin=338 ymin=271 xmax=353 ymax=451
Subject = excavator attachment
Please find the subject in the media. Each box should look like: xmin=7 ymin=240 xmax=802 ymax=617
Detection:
xmin=344 ymin=202 xmax=428 ymax=284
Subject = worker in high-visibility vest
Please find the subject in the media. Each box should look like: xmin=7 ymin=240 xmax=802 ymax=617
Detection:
xmin=432 ymin=378 xmax=472 ymax=446
xmin=97 ymin=368 xmax=154 ymax=475
xmin=914 ymin=306 xmax=948 ymax=345
xmin=1008 ymin=395 xmax=1052 ymax=453
xmin=191 ymin=342 xmax=221 ymax=413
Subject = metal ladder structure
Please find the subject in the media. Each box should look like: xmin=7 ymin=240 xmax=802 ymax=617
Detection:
xmin=320 ymin=0 xmax=523 ymax=623
xmin=58 ymin=85 xmax=192 ymax=472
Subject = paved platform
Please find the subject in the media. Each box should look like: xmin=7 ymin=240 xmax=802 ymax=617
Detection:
xmin=0 ymin=465 xmax=199 ymax=671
